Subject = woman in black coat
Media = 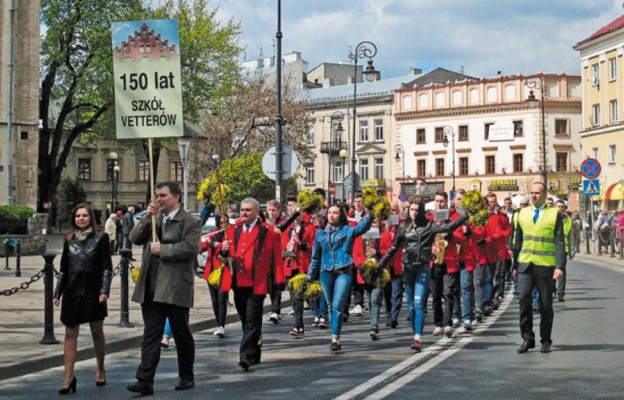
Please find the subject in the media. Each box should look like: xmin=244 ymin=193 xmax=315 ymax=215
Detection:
xmin=53 ymin=203 xmax=113 ymax=394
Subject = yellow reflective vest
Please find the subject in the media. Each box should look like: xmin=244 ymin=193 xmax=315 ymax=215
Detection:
xmin=562 ymin=216 xmax=572 ymax=254
xmin=516 ymin=207 xmax=559 ymax=267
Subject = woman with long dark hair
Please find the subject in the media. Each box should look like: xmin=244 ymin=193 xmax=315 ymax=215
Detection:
xmin=53 ymin=203 xmax=113 ymax=394
xmin=307 ymin=203 xmax=373 ymax=351
xmin=378 ymin=200 xmax=467 ymax=352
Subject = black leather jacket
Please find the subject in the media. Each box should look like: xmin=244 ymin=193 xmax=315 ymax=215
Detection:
xmin=380 ymin=213 xmax=467 ymax=266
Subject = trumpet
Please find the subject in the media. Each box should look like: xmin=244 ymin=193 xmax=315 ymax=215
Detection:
xmin=434 ymin=234 xmax=448 ymax=265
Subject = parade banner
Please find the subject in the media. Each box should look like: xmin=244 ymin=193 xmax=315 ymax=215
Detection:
xmin=112 ymin=19 xmax=183 ymax=139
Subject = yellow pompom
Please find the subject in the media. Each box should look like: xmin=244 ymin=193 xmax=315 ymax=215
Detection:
xmin=131 ymin=267 xmax=140 ymax=283
xmin=208 ymin=267 xmax=223 ymax=288
xmin=297 ymin=190 xmax=324 ymax=214
xmin=362 ymin=188 xmax=380 ymax=209
xmin=461 ymin=190 xmax=489 ymax=227
xmin=288 ymin=273 xmax=308 ymax=294
xmin=373 ymin=197 xmax=392 ymax=221
xmin=304 ymin=281 xmax=324 ymax=301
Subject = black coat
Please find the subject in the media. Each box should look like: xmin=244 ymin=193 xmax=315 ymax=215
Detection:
xmin=53 ymin=231 xmax=113 ymax=326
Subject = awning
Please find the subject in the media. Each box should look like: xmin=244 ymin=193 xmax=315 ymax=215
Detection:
xmin=604 ymin=182 xmax=624 ymax=201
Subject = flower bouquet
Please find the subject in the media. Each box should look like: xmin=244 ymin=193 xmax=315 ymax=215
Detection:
xmin=372 ymin=197 xmax=392 ymax=221
xmin=288 ymin=273 xmax=324 ymax=300
xmin=362 ymin=187 xmax=381 ymax=209
xmin=461 ymin=190 xmax=490 ymax=227
xmin=297 ymin=190 xmax=324 ymax=214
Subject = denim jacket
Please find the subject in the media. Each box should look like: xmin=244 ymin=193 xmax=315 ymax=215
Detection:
xmin=307 ymin=214 xmax=373 ymax=280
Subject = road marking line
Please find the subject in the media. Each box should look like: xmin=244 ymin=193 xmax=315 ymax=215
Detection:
xmin=336 ymin=292 xmax=512 ymax=400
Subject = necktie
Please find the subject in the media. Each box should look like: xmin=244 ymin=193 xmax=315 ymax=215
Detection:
xmin=162 ymin=215 xmax=171 ymax=231
xmin=533 ymin=208 xmax=539 ymax=223
xmin=244 ymin=224 xmax=251 ymax=233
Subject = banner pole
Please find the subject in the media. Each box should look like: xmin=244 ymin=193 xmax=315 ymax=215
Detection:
xmin=148 ymin=138 xmax=157 ymax=242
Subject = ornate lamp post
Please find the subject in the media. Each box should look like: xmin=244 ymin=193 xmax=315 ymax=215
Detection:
xmin=348 ymin=41 xmax=378 ymax=200
xmin=525 ymin=74 xmax=547 ymax=184
xmin=394 ymin=143 xmax=405 ymax=191
xmin=109 ymin=152 xmax=119 ymax=212
xmin=177 ymin=137 xmax=191 ymax=209
xmin=442 ymin=126 xmax=456 ymax=197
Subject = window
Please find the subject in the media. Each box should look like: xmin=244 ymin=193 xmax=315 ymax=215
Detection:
xmin=332 ymin=122 xmax=343 ymax=143
xmin=306 ymin=126 xmax=314 ymax=146
xmin=434 ymin=127 xmax=444 ymax=143
xmin=459 ymin=157 xmax=468 ymax=176
xmin=513 ymin=120 xmax=523 ymax=137
xmin=592 ymin=147 xmax=598 ymax=159
xmin=435 ymin=158 xmax=445 ymax=176
xmin=485 ymin=155 xmax=495 ymax=174
xmin=20 ymin=131 xmax=28 ymax=140
xmin=513 ymin=153 xmax=523 ymax=173
xmin=106 ymin=159 xmax=120 ymax=181
xmin=610 ymin=100 xmax=618 ymax=122
xmin=458 ymin=125 xmax=469 ymax=141
xmin=417 ymin=159 xmax=426 ymax=178
xmin=374 ymin=119 xmax=384 ymax=141
xmin=334 ymin=159 xmax=344 ymax=182
xmin=609 ymin=58 xmax=617 ymax=81
xmin=374 ymin=158 xmax=384 ymax=179
xmin=416 ymin=128 xmax=426 ymax=144
xmin=484 ymin=123 xmax=493 ymax=140
xmin=305 ymin=163 xmax=315 ymax=184
xmin=138 ymin=160 xmax=150 ymax=182
xmin=609 ymin=144 xmax=616 ymax=163
xmin=170 ymin=161 xmax=183 ymax=182
xmin=359 ymin=120 xmax=368 ymax=142
xmin=555 ymin=119 xmax=568 ymax=136
xmin=77 ymin=158 xmax=91 ymax=181
xmin=360 ymin=159 xmax=369 ymax=180
xmin=591 ymin=63 xmax=599 ymax=86
xmin=592 ymin=104 xmax=600 ymax=126
xmin=556 ymin=152 xmax=568 ymax=171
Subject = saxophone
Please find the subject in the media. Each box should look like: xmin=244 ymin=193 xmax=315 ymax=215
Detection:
xmin=435 ymin=234 xmax=448 ymax=265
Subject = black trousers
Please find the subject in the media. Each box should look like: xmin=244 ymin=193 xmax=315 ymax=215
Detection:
xmin=430 ymin=264 xmax=458 ymax=328
xmin=135 ymin=297 xmax=195 ymax=383
xmin=233 ymin=287 xmax=265 ymax=363
xmin=208 ymin=284 xmax=228 ymax=327
xmin=517 ymin=264 xmax=556 ymax=343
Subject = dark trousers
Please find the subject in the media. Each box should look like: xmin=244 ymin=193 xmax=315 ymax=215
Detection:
xmin=517 ymin=264 xmax=556 ymax=343
xmin=233 ymin=287 xmax=265 ymax=363
xmin=123 ymin=234 xmax=133 ymax=253
xmin=431 ymin=264 xmax=459 ymax=328
xmin=292 ymin=292 xmax=305 ymax=329
xmin=136 ymin=297 xmax=194 ymax=383
xmin=344 ymin=268 xmax=365 ymax=314
xmin=208 ymin=284 xmax=228 ymax=327
xmin=383 ymin=274 xmax=404 ymax=323
xmin=269 ymin=289 xmax=282 ymax=315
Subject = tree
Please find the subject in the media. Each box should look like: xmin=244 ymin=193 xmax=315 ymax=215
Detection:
xmin=53 ymin=178 xmax=88 ymax=229
xmin=38 ymin=0 xmax=242 ymax=211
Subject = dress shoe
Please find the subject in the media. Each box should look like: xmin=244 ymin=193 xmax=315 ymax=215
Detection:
xmin=558 ymin=296 xmax=565 ymax=302
xmin=95 ymin=380 xmax=106 ymax=387
xmin=174 ymin=379 xmax=195 ymax=391
xmin=59 ymin=376 xmax=77 ymax=395
xmin=540 ymin=342 xmax=552 ymax=353
xmin=329 ymin=341 xmax=342 ymax=351
xmin=238 ymin=359 xmax=251 ymax=371
xmin=517 ymin=339 xmax=536 ymax=353
xmin=127 ymin=381 xmax=154 ymax=396
xmin=410 ymin=339 xmax=422 ymax=352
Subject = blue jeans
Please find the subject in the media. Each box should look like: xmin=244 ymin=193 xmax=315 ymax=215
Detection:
xmin=403 ymin=262 xmax=431 ymax=336
xmin=483 ymin=262 xmax=496 ymax=306
xmin=311 ymin=293 xmax=328 ymax=319
xmin=460 ymin=267 xmax=474 ymax=322
xmin=163 ymin=318 xmax=171 ymax=339
xmin=320 ymin=269 xmax=353 ymax=338
xmin=366 ymin=286 xmax=383 ymax=330
xmin=384 ymin=275 xmax=404 ymax=323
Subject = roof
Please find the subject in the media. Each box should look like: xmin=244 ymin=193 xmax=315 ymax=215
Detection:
xmin=306 ymin=67 xmax=476 ymax=104
xmin=576 ymin=15 xmax=624 ymax=46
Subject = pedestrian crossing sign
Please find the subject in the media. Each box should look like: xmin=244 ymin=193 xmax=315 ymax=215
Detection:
xmin=582 ymin=179 xmax=600 ymax=196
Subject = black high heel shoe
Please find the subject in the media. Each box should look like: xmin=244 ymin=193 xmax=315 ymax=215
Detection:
xmin=58 ymin=376 xmax=77 ymax=395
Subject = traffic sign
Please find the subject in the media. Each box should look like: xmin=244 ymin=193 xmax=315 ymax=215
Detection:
xmin=580 ymin=158 xmax=601 ymax=179
xmin=261 ymin=144 xmax=299 ymax=181
xmin=582 ymin=179 xmax=600 ymax=196
xmin=329 ymin=183 xmax=336 ymax=197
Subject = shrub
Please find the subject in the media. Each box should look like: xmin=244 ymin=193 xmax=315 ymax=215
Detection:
xmin=0 ymin=205 xmax=36 ymax=234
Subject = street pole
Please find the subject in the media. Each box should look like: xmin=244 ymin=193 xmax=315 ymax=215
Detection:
xmin=526 ymin=75 xmax=547 ymax=185
xmin=274 ymin=0 xmax=284 ymax=202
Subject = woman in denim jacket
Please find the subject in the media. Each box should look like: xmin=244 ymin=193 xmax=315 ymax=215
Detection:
xmin=378 ymin=199 xmax=467 ymax=352
xmin=307 ymin=203 xmax=373 ymax=351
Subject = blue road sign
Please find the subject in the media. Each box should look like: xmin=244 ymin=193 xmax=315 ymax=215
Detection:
xmin=580 ymin=158 xmax=601 ymax=179
xmin=582 ymin=179 xmax=600 ymax=196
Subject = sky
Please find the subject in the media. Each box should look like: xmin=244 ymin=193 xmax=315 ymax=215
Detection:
xmin=212 ymin=0 xmax=624 ymax=79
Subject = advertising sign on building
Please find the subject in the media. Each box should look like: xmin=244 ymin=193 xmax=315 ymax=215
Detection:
xmin=112 ymin=19 xmax=184 ymax=139
xmin=488 ymin=123 xmax=515 ymax=142
xmin=567 ymin=176 xmax=582 ymax=191
xmin=487 ymin=179 xmax=519 ymax=191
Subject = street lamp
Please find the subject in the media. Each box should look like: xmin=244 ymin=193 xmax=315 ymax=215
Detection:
xmin=394 ymin=143 xmax=405 ymax=191
xmin=525 ymin=74 xmax=548 ymax=185
xmin=327 ymin=111 xmax=345 ymax=203
xmin=109 ymin=151 xmax=119 ymax=212
xmin=177 ymin=137 xmax=191 ymax=210
xmin=349 ymin=41 xmax=378 ymax=201
xmin=441 ymin=126 xmax=456 ymax=197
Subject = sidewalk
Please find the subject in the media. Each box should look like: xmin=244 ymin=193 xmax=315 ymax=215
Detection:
xmin=0 ymin=233 xmax=287 ymax=381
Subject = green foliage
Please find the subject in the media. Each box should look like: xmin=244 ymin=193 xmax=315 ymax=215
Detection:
xmin=54 ymin=179 xmax=88 ymax=227
xmin=0 ymin=205 xmax=36 ymax=234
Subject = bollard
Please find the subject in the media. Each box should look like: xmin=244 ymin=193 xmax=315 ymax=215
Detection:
xmin=585 ymin=228 xmax=591 ymax=254
xmin=4 ymin=239 xmax=11 ymax=270
xmin=118 ymin=248 xmax=134 ymax=328
xmin=15 ymin=240 xmax=21 ymax=277
xmin=40 ymin=252 xmax=60 ymax=344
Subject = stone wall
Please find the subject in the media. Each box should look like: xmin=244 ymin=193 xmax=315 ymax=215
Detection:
xmin=0 ymin=213 xmax=48 ymax=256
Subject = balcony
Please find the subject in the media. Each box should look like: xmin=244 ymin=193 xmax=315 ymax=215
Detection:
xmin=320 ymin=141 xmax=348 ymax=156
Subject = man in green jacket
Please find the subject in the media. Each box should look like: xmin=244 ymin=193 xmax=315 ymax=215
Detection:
xmin=556 ymin=199 xmax=572 ymax=301
xmin=513 ymin=182 xmax=565 ymax=354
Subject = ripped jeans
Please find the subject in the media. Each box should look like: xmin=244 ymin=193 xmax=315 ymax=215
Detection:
xmin=402 ymin=262 xmax=432 ymax=336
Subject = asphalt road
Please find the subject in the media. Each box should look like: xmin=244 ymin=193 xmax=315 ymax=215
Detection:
xmin=1 ymin=256 xmax=622 ymax=400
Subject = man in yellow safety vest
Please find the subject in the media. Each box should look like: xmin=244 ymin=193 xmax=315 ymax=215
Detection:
xmin=512 ymin=182 xmax=565 ymax=354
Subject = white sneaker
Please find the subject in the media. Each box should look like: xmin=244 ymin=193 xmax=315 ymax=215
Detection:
xmin=213 ymin=328 xmax=220 ymax=336
xmin=433 ymin=326 xmax=444 ymax=335
xmin=352 ymin=304 xmax=363 ymax=317
xmin=288 ymin=307 xmax=295 ymax=315
xmin=268 ymin=312 xmax=280 ymax=323
xmin=318 ymin=317 xmax=329 ymax=329
xmin=217 ymin=326 xmax=225 ymax=338
xmin=312 ymin=317 xmax=320 ymax=327
xmin=444 ymin=326 xmax=453 ymax=338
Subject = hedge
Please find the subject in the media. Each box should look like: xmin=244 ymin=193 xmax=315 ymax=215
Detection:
xmin=0 ymin=205 xmax=36 ymax=234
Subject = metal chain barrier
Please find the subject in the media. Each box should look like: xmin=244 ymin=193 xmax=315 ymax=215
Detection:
xmin=1 ymin=268 xmax=44 ymax=296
